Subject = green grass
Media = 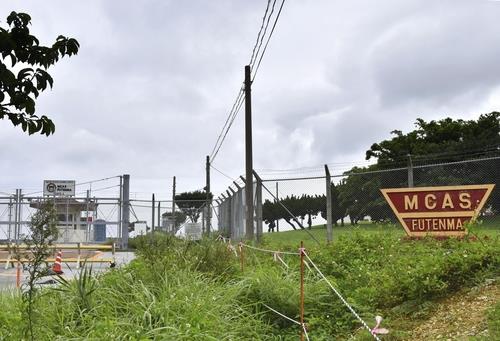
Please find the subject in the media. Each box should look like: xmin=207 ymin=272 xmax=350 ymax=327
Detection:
xmin=0 ymin=229 xmax=498 ymax=340
xmin=263 ymin=218 xmax=500 ymax=249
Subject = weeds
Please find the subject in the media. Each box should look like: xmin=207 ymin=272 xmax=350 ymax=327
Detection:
xmin=14 ymin=201 xmax=58 ymax=340
xmin=0 ymin=229 xmax=498 ymax=340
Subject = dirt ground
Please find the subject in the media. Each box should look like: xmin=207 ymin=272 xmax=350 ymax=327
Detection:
xmin=408 ymin=281 xmax=499 ymax=340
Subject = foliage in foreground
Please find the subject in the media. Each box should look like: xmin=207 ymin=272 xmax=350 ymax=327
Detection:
xmin=0 ymin=231 xmax=498 ymax=340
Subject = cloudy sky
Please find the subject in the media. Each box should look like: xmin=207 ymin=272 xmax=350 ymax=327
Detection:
xmin=1 ymin=0 xmax=500 ymax=201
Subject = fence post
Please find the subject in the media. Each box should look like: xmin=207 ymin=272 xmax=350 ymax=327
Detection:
xmin=172 ymin=176 xmax=176 ymax=234
xmin=275 ymin=182 xmax=279 ymax=232
xmin=253 ymin=171 xmax=263 ymax=243
xmin=300 ymin=241 xmax=305 ymax=341
xmin=8 ymin=196 xmax=13 ymax=241
xmin=121 ymin=174 xmax=130 ymax=249
xmin=118 ymin=176 xmax=122 ymax=241
xmin=206 ymin=155 xmax=212 ymax=235
xmin=151 ymin=194 xmax=155 ymax=233
xmin=157 ymin=201 xmax=161 ymax=232
xmin=239 ymin=241 xmax=244 ymax=272
xmin=325 ymin=165 xmax=333 ymax=243
xmin=407 ymin=154 xmax=414 ymax=187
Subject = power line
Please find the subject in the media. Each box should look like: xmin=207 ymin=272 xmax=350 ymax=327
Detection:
xmin=252 ymin=0 xmax=286 ymax=81
xmin=249 ymin=0 xmax=273 ymax=67
xmin=210 ymin=90 xmax=246 ymax=162
xmin=250 ymin=0 xmax=277 ymax=70
xmin=209 ymin=0 xmax=287 ymax=164
xmin=209 ymin=87 xmax=245 ymax=161
xmin=210 ymin=164 xmax=235 ymax=181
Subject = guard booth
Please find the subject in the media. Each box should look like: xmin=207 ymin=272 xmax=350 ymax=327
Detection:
xmin=29 ymin=180 xmax=101 ymax=243
xmin=30 ymin=198 xmax=98 ymax=243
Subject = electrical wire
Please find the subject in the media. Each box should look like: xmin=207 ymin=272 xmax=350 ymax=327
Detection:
xmin=210 ymin=90 xmax=246 ymax=162
xmin=210 ymin=164 xmax=235 ymax=181
xmin=252 ymin=0 xmax=286 ymax=81
xmin=209 ymin=0 xmax=287 ymax=164
xmin=209 ymin=87 xmax=244 ymax=160
xmin=249 ymin=0 xmax=273 ymax=67
xmin=250 ymin=0 xmax=277 ymax=71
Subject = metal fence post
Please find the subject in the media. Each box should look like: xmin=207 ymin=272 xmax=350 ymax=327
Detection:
xmin=121 ymin=174 xmax=130 ymax=249
xmin=325 ymin=165 xmax=333 ymax=243
xmin=253 ymin=171 xmax=263 ymax=243
xmin=408 ymin=154 xmax=414 ymax=187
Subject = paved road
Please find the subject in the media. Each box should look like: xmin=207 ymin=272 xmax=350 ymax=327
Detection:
xmin=0 ymin=251 xmax=135 ymax=290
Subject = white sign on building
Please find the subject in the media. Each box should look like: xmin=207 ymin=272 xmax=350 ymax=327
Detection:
xmin=43 ymin=180 xmax=76 ymax=197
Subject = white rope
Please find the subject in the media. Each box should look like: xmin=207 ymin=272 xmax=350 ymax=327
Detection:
xmin=273 ymin=252 xmax=289 ymax=269
xmin=302 ymin=323 xmax=310 ymax=341
xmin=262 ymin=304 xmax=301 ymax=325
xmin=241 ymin=243 xmax=300 ymax=255
xmin=262 ymin=304 xmax=310 ymax=341
xmin=303 ymin=252 xmax=381 ymax=341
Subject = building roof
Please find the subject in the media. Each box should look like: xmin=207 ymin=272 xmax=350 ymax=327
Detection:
xmin=29 ymin=198 xmax=98 ymax=211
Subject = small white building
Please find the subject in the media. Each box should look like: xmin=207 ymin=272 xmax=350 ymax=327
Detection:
xmin=30 ymin=198 xmax=98 ymax=243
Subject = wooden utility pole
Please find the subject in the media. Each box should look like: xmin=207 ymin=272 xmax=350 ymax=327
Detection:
xmin=206 ymin=155 xmax=211 ymax=234
xmin=244 ymin=65 xmax=254 ymax=240
xmin=325 ymin=165 xmax=333 ymax=243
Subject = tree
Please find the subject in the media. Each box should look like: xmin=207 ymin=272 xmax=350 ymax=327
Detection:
xmin=339 ymin=112 xmax=500 ymax=224
xmin=175 ymin=190 xmax=212 ymax=223
xmin=366 ymin=112 xmax=499 ymax=165
xmin=0 ymin=11 xmax=79 ymax=135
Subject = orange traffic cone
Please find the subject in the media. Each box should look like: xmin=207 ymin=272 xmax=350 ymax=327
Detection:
xmin=52 ymin=251 xmax=63 ymax=274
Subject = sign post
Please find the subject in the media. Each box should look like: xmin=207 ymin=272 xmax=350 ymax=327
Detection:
xmin=381 ymin=184 xmax=495 ymax=237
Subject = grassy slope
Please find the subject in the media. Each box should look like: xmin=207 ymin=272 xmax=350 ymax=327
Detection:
xmin=263 ymin=219 xmax=500 ymax=248
xmin=0 ymin=225 xmax=498 ymax=340
xmin=261 ymin=223 xmax=500 ymax=340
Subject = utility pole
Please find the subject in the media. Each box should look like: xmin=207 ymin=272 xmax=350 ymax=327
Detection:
xmin=172 ymin=176 xmax=176 ymax=233
xmin=151 ymin=193 xmax=155 ymax=232
xmin=244 ymin=65 xmax=254 ymax=240
xmin=325 ymin=165 xmax=333 ymax=243
xmin=206 ymin=155 xmax=211 ymax=235
xmin=407 ymin=154 xmax=414 ymax=188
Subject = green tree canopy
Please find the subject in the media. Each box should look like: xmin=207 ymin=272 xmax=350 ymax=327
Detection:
xmin=0 ymin=11 xmax=79 ymax=135
xmin=339 ymin=112 xmax=500 ymax=223
xmin=175 ymin=190 xmax=212 ymax=223
xmin=366 ymin=112 xmax=499 ymax=166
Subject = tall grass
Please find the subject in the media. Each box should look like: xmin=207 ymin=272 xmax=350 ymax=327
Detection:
xmin=0 ymin=231 xmax=498 ymax=340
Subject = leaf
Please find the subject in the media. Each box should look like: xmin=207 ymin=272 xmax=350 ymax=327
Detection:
xmin=28 ymin=120 xmax=38 ymax=135
xmin=17 ymin=68 xmax=33 ymax=81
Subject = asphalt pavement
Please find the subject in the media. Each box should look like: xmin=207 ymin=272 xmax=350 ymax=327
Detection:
xmin=0 ymin=251 xmax=135 ymax=290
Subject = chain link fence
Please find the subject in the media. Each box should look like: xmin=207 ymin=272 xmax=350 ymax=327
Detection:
xmin=216 ymin=156 xmax=500 ymax=236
